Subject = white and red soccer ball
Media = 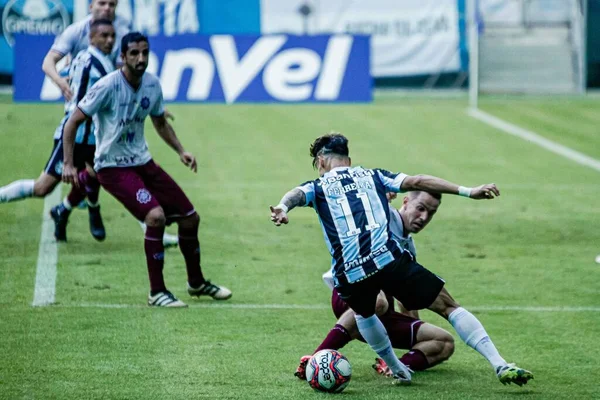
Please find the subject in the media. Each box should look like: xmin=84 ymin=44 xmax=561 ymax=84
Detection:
xmin=305 ymin=349 xmax=352 ymax=393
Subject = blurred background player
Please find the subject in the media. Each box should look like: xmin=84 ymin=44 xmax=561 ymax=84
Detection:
xmin=42 ymin=0 xmax=129 ymax=101
xmin=0 ymin=19 xmax=116 ymax=243
xmin=295 ymin=191 xmax=455 ymax=380
xmin=270 ymin=133 xmax=532 ymax=386
xmin=40 ymin=0 xmax=178 ymax=247
xmin=61 ymin=32 xmax=231 ymax=307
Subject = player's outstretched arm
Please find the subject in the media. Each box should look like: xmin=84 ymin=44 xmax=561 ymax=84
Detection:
xmin=151 ymin=115 xmax=197 ymax=172
xmin=42 ymin=50 xmax=73 ymax=101
xmin=401 ymin=174 xmax=500 ymax=200
xmin=270 ymin=188 xmax=306 ymax=226
xmin=62 ymin=108 xmax=89 ymax=187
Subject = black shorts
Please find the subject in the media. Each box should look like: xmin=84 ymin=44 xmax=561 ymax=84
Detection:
xmin=336 ymin=254 xmax=445 ymax=317
xmin=44 ymin=139 xmax=95 ymax=178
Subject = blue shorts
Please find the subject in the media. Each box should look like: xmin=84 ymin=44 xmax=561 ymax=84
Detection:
xmin=44 ymin=139 xmax=95 ymax=178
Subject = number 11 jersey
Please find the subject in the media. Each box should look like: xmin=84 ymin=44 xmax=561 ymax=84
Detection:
xmin=297 ymin=166 xmax=409 ymax=286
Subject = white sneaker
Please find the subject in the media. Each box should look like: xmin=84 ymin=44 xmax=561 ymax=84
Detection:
xmin=187 ymin=281 xmax=232 ymax=300
xmin=163 ymin=232 xmax=179 ymax=248
xmin=148 ymin=290 xmax=188 ymax=307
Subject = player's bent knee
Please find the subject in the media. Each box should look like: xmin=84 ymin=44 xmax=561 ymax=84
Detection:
xmin=441 ymin=335 xmax=455 ymax=360
xmin=145 ymin=207 xmax=166 ymax=227
xmin=33 ymin=179 xmax=57 ymax=197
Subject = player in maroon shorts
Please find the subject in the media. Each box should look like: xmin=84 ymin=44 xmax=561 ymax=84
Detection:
xmin=60 ymin=32 xmax=231 ymax=307
xmin=295 ymin=192 xmax=454 ymax=379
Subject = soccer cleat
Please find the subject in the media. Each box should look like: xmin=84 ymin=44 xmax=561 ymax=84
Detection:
xmin=373 ymin=358 xmax=393 ymax=377
xmin=148 ymin=290 xmax=188 ymax=307
xmin=391 ymin=362 xmax=412 ymax=385
xmin=187 ymin=281 xmax=232 ymax=300
xmin=294 ymin=355 xmax=312 ymax=380
xmin=88 ymin=205 xmax=106 ymax=241
xmin=163 ymin=232 xmax=179 ymax=248
xmin=50 ymin=204 xmax=71 ymax=242
xmin=496 ymin=363 xmax=534 ymax=386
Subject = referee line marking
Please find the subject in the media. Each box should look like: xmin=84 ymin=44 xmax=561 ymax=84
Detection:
xmin=46 ymin=303 xmax=600 ymax=312
xmin=32 ymin=184 xmax=61 ymax=307
xmin=468 ymin=107 xmax=600 ymax=172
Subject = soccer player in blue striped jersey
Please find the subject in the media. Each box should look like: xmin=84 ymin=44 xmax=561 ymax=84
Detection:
xmin=270 ymin=133 xmax=513 ymax=385
xmin=296 ymin=191 xmax=533 ymax=386
xmin=0 ymin=19 xmax=115 ymax=242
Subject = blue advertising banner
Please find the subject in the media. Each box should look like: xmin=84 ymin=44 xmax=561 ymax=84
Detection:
xmin=14 ymin=34 xmax=372 ymax=103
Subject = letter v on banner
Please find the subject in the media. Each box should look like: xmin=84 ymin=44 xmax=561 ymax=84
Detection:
xmin=211 ymin=35 xmax=287 ymax=104
xmin=315 ymin=35 xmax=353 ymax=100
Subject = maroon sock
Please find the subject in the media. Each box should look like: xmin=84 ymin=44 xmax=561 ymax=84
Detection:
xmin=400 ymin=348 xmax=430 ymax=371
xmin=313 ymin=324 xmax=352 ymax=353
xmin=66 ymin=170 xmax=89 ymax=206
xmin=145 ymin=225 xmax=166 ymax=294
xmin=178 ymin=225 xmax=205 ymax=288
xmin=82 ymin=171 xmax=100 ymax=205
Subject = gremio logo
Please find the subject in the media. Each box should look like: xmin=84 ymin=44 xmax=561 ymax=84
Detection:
xmin=2 ymin=0 xmax=69 ymax=46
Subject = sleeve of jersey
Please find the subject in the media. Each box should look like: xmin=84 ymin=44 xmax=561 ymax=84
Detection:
xmin=375 ymin=169 xmax=408 ymax=193
xmin=295 ymin=181 xmax=315 ymax=207
xmin=150 ymin=86 xmax=165 ymax=117
xmin=78 ymin=80 xmax=111 ymax=117
xmin=50 ymin=25 xmax=76 ymax=56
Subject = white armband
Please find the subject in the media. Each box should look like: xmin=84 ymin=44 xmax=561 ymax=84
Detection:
xmin=276 ymin=203 xmax=289 ymax=213
xmin=458 ymin=186 xmax=472 ymax=198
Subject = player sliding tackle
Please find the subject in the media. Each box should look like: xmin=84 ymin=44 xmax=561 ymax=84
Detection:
xmin=270 ymin=133 xmax=533 ymax=386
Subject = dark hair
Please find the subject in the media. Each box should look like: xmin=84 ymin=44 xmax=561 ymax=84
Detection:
xmin=309 ymin=133 xmax=349 ymax=168
xmin=90 ymin=18 xmax=113 ymax=33
xmin=408 ymin=191 xmax=442 ymax=201
xmin=121 ymin=32 xmax=149 ymax=54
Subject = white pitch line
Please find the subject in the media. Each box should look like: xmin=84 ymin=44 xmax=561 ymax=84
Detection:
xmin=32 ymin=184 xmax=61 ymax=307
xmin=50 ymin=303 xmax=600 ymax=312
xmin=468 ymin=107 xmax=600 ymax=172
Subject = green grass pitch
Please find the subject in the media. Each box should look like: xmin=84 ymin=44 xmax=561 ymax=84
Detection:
xmin=0 ymin=93 xmax=599 ymax=399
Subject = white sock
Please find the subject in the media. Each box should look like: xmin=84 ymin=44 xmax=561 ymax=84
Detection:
xmin=0 ymin=179 xmax=34 ymax=203
xmin=62 ymin=198 xmax=72 ymax=211
xmin=448 ymin=307 xmax=507 ymax=370
xmin=355 ymin=314 xmax=406 ymax=375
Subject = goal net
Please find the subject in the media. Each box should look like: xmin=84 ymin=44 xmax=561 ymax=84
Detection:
xmin=468 ymin=0 xmax=587 ymax=108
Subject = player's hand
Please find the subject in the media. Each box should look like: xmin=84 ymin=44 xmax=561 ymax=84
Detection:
xmin=270 ymin=205 xmax=289 ymax=226
xmin=164 ymin=108 xmax=175 ymax=121
xmin=470 ymin=183 xmax=500 ymax=200
xmin=386 ymin=192 xmax=398 ymax=203
xmin=57 ymin=77 xmax=73 ymax=102
xmin=62 ymin=163 xmax=79 ymax=188
xmin=180 ymin=151 xmax=197 ymax=172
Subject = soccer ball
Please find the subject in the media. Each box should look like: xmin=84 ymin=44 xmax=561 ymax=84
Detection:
xmin=305 ymin=349 xmax=352 ymax=393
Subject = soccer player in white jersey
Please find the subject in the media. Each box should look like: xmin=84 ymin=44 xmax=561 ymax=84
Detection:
xmin=296 ymin=191 xmax=533 ymax=386
xmin=270 ymin=133 xmax=532 ymax=386
xmin=41 ymin=0 xmax=178 ymax=247
xmin=60 ymin=32 xmax=231 ymax=307
xmin=0 ymin=19 xmax=115 ymax=242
